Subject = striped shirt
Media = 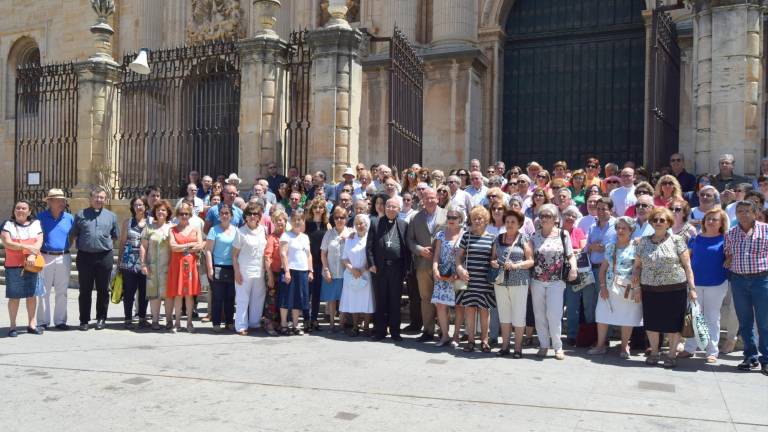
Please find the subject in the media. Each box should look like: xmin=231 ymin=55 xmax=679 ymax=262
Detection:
xmin=724 ymin=221 xmax=768 ymax=275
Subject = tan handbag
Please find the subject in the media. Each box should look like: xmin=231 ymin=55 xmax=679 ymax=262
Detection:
xmin=24 ymin=253 xmax=45 ymax=273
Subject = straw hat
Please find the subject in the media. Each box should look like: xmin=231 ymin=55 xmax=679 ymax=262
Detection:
xmin=43 ymin=188 xmax=68 ymax=201
xmin=226 ymin=173 xmax=242 ymax=185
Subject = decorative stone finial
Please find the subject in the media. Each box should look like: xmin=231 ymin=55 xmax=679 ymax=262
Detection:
xmin=253 ymin=0 xmax=281 ymax=39
xmin=325 ymin=0 xmax=351 ymax=29
xmin=90 ymin=0 xmax=115 ymax=23
xmin=89 ymin=0 xmax=117 ymax=64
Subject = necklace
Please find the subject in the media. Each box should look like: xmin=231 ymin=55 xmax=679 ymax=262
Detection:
xmin=385 ymin=223 xmax=398 ymax=248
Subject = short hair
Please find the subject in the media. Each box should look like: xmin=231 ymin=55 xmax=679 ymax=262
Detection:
xmin=245 ymin=201 xmax=264 ymax=215
xmin=271 ymin=208 xmax=288 ymax=223
xmin=468 ymin=205 xmax=491 ymax=225
xmin=668 ymin=197 xmax=690 ymax=222
xmin=331 ymin=205 xmax=348 ymax=221
xmin=553 ymin=160 xmax=568 ymax=170
xmin=561 ymin=205 xmax=581 ymax=219
xmin=570 ymin=169 xmax=586 ymax=179
xmin=444 ymin=204 xmax=466 ymax=225
xmin=144 ymin=185 xmax=161 ymax=196
xmin=503 ymin=208 xmax=525 ymax=226
xmin=218 ymin=203 xmax=234 ymax=216
xmin=557 ymin=188 xmax=572 ymax=199
xmin=586 ymin=157 xmax=600 ymax=166
xmin=746 ymin=190 xmax=765 ymax=208
xmin=538 ymin=203 xmax=560 ymax=221
xmin=701 ymin=208 xmax=729 ymax=235
xmin=735 ymin=199 xmax=758 ymax=213
xmin=648 ymin=207 xmax=673 ymax=226
xmin=634 ymin=181 xmax=654 ymax=196
xmin=153 ymin=199 xmax=174 ymax=220
xmin=597 ymin=196 xmax=614 ymax=210
xmin=129 ymin=196 xmax=148 ymax=218
xmin=615 ymin=216 xmax=637 ymax=232
xmin=719 ymin=154 xmax=735 ymax=163
xmin=90 ymin=185 xmax=108 ymax=197
xmin=353 ymin=213 xmax=371 ymax=231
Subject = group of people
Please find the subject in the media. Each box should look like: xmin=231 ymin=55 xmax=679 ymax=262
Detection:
xmin=3 ymin=154 xmax=767 ymax=377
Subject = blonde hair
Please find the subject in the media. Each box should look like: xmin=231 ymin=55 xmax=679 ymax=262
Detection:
xmin=654 ymin=175 xmax=683 ymax=200
xmin=468 ymin=205 xmax=490 ymax=225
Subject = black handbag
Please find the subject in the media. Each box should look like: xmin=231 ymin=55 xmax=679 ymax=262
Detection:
xmin=560 ymin=229 xmax=576 ymax=282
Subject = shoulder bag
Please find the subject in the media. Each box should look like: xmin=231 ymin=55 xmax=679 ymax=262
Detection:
xmin=453 ymin=231 xmax=468 ymax=292
xmin=487 ymin=234 xmax=515 ymax=284
xmin=560 ymin=229 xmax=576 ymax=282
xmin=609 ymin=244 xmax=633 ymax=300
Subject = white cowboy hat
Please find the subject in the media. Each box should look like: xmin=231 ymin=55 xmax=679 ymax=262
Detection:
xmin=43 ymin=188 xmax=69 ymax=201
xmin=226 ymin=173 xmax=242 ymax=185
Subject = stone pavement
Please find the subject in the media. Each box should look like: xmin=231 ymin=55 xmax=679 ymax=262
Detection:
xmin=0 ymin=288 xmax=766 ymax=432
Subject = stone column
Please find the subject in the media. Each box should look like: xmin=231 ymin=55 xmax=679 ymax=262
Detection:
xmin=307 ymin=12 xmax=363 ymax=179
xmin=238 ymin=37 xmax=288 ymax=191
xmin=71 ymin=0 xmax=121 ymax=213
xmin=372 ymin=0 xmax=419 ymax=40
xmin=693 ymin=0 xmax=765 ymax=176
xmin=431 ymin=0 xmax=477 ymax=48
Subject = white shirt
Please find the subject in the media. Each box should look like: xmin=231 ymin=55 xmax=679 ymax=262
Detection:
xmin=279 ymin=231 xmax=310 ymax=271
xmin=2 ymin=219 xmax=42 ymax=240
xmin=399 ymin=208 xmax=417 ymax=222
xmin=233 ymin=225 xmax=267 ymax=278
xmin=609 ymin=185 xmax=636 ymax=216
xmin=449 ymin=189 xmax=473 ymax=218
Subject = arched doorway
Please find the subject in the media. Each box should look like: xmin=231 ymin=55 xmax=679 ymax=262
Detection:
xmin=502 ymin=0 xmax=647 ymax=169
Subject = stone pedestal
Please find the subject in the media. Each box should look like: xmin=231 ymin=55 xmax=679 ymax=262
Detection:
xmin=237 ymin=37 xmax=288 ymax=191
xmin=693 ymin=1 xmax=765 ymax=176
xmin=307 ymin=27 xmax=363 ymax=180
xmin=431 ymin=0 xmax=477 ymax=48
xmin=71 ymin=60 xmax=120 ymax=213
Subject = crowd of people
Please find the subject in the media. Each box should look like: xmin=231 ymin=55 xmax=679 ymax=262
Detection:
xmin=3 ymin=154 xmax=767 ymax=376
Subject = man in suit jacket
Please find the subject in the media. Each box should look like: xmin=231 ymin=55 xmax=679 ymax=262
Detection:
xmin=406 ymin=188 xmax=447 ymax=341
xmin=367 ymin=197 xmax=411 ymax=341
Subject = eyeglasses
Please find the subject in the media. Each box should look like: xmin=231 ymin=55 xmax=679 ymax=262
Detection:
xmin=661 ymin=181 xmax=674 ymax=186
xmin=651 ymin=218 xmax=668 ymax=224
xmin=573 ymin=176 xmax=585 ymax=182
xmin=492 ymin=207 xmax=504 ymax=212
xmin=385 ymin=205 xmax=399 ymax=210
xmin=539 ymin=214 xmax=554 ymax=220
xmin=705 ymin=217 xmax=721 ymax=223
xmin=635 ymin=190 xmax=651 ymax=196
xmin=636 ymin=203 xmax=652 ymax=209
xmin=606 ymin=180 xmax=619 ymax=185
xmin=446 ymin=215 xmax=460 ymax=220
xmin=670 ymin=207 xmax=684 ymax=213
xmin=586 ymin=164 xmax=598 ymax=169
xmin=178 ymin=212 xmax=191 ymax=217
xmin=334 ymin=216 xmax=346 ymax=220
xmin=670 ymin=158 xmax=683 ymax=162
xmin=245 ymin=212 xmax=261 ymax=217
xmin=699 ymin=193 xmax=714 ymax=198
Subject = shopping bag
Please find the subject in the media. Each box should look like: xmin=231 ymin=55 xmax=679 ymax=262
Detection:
xmin=110 ymin=271 xmax=123 ymax=304
xmin=691 ymin=301 xmax=710 ymax=351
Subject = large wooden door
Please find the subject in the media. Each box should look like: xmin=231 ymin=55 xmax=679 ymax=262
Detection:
xmin=502 ymin=0 xmax=646 ymax=169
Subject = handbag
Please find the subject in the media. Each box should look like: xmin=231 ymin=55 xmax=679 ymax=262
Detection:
xmin=570 ymin=250 xmax=595 ymax=292
xmin=23 ymin=253 xmax=45 ymax=273
xmin=213 ymin=265 xmax=235 ymax=283
xmin=681 ymin=303 xmax=695 ymax=338
xmin=487 ymin=234 xmax=515 ymax=284
xmin=691 ymin=301 xmax=711 ymax=350
xmin=110 ymin=272 xmax=124 ymax=304
xmin=608 ymin=245 xmax=632 ymax=299
xmin=560 ymin=229 xmax=576 ymax=282
xmin=453 ymin=231 xmax=468 ymax=292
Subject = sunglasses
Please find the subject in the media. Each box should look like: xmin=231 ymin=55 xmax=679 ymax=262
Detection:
xmin=670 ymin=207 xmax=684 ymax=213
xmin=487 ymin=194 xmax=498 ymax=199
xmin=334 ymin=216 xmax=346 ymax=220
xmin=635 ymin=190 xmax=651 ymax=196
xmin=636 ymin=203 xmax=652 ymax=209
xmin=661 ymin=181 xmax=674 ymax=186
xmin=178 ymin=212 xmax=191 ymax=217
xmin=446 ymin=215 xmax=460 ymax=220
xmin=537 ymin=175 xmax=548 ymax=179
xmin=651 ymin=218 xmax=667 ymax=224
xmin=670 ymin=158 xmax=682 ymax=162
xmin=245 ymin=212 xmax=261 ymax=217
xmin=586 ymin=164 xmax=598 ymax=169
xmin=508 ymin=181 xmax=518 ymax=186
xmin=492 ymin=208 xmax=504 ymax=212
xmin=438 ymin=190 xmax=448 ymax=194
xmin=606 ymin=180 xmax=619 ymax=185
xmin=539 ymin=214 xmax=554 ymax=219
xmin=534 ymin=194 xmax=545 ymax=197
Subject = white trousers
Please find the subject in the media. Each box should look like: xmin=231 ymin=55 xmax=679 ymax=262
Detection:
xmin=235 ymin=276 xmax=266 ymax=332
xmin=36 ymin=253 xmax=71 ymax=326
xmin=684 ymin=281 xmax=728 ymax=356
xmin=531 ymin=279 xmax=566 ymax=351
xmin=721 ymin=286 xmax=740 ymax=341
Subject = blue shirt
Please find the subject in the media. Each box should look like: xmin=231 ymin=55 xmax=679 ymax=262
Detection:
xmin=37 ymin=210 xmax=74 ymax=252
xmin=206 ymin=225 xmax=236 ymax=265
xmin=587 ymin=218 xmax=616 ymax=264
xmin=631 ymin=220 xmax=654 ymax=239
xmin=688 ymin=235 xmax=727 ymax=286
xmin=205 ymin=203 xmax=244 ymax=228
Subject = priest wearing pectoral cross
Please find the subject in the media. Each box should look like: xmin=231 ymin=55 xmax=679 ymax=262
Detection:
xmin=367 ymin=197 xmax=411 ymax=341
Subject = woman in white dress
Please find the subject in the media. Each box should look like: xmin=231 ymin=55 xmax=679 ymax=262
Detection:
xmin=590 ymin=216 xmax=643 ymax=358
xmin=232 ymin=202 xmax=269 ymax=336
xmin=340 ymin=214 xmax=374 ymax=336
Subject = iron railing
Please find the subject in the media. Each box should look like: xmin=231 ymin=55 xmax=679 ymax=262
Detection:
xmin=388 ymin=27 xmax=423 ymax=171
xmin=283 ymin=30 xmax=312 ymax=176
xmin=15 ymin=61 xmax=78 ymax=212
xmin=112 ymin=40 xmax=241 ymax=199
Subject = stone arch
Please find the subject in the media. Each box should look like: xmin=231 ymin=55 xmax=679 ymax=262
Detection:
xmin=6 ymin=36 xmax=40 ymax=119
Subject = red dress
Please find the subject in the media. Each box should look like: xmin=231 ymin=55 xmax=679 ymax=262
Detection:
xmin=166 ymin=226 xmax=201 ymax=297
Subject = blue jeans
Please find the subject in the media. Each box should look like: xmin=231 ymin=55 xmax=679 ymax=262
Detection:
xmin=729 ymin=273 xmax=768 ymax=365
xmin=565 ymin=268 xmax=599 ymax=339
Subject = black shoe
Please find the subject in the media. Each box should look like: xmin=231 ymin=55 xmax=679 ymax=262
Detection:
xmin=95 ymin=320 xmax=106 ymax=331
xmin=496 ymin=348 xmax=511 ymax=357
xmin=371 ymin=334 xmax=385 ymax=341
xmin=124 ymin=320 xmax=136 ymax=330
xmin=391 ymin=334 xmax=403 ymax=342
xmin=416 ymin=333 xmax=434 ymax=342
xmin=401 ymin=324 xmax=421 ymax=333
xmin=762 ymin=364 xmax=768 ymax=376
xmin=737 ymin=359 xmax=760 ymax=371
xmin=79 ymin=323 xmax=89 ymax=331
xmin=566 ymin=337 xmax=577 ymax=347
xmin=55 ymin=324 xmax=69 ymax=331
xmin=7 ymin=328 xmax=18 ymax=338
xmin=26 ymin=326 xmax=44 ymax=335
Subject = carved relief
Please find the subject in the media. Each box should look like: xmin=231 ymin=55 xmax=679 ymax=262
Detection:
xmin=318 ymin=0 xmax=360 ymax=27
xmin=187 ymin=0 xmax=243 ymax=44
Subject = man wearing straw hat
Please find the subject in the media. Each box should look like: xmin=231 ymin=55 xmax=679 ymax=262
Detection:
xmin=36 ymin=188 xmax=75 ymax=330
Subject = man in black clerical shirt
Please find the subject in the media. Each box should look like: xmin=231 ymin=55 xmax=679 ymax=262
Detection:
xmin=367 ymin=197 xmax=411 ymax=341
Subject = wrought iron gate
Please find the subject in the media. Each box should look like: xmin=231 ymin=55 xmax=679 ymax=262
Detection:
xmin=15 ymin=62 xmax=78 ymax=212
xmin=283 ymin=30 xmax=312 ymax=175
xmin=112 ymin=40 xmax=240 ymax=199
xmin=647 ymin=3 xmax=682 ymax=170
xmin=388 ymin=27 xmax=423 ymax=171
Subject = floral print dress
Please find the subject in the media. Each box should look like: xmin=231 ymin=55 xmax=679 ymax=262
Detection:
xmin=431 ymin=230 xmax=459 ymax=306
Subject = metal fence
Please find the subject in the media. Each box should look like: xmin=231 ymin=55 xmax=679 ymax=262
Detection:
xmin=15 ymin=61 xmax=78 ymax=212
xmin=387 ymin=27 xmax=424 ymax=172
xmin=283 ymin=30 xmax=312 ymax=176
xmin=112 ymin=40 xmax=241 ymax=199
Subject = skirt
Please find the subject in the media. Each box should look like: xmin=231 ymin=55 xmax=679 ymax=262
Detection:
xmin=431 ymin=279 xmax=456 ymax=306
xmin=641 ymin=284 xmax=687 ymax=333
xmin=5 ymin=267 xmax=42 ymax=299
xmin=340 ymin=270 xmax=374 ymax=313
xmin=320 ymin=278 xmax=343 ymax=301
xmin=595 ymin=288 xmax=643 ymax=327
xmin=278 ymin=270 xmax=309 ymax=310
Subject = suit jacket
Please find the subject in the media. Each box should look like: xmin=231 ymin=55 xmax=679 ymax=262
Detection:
xmin=366 ymin=216 xmax=411 ymax=270
xmin=406 ymin=207 xmax=447 ymax=269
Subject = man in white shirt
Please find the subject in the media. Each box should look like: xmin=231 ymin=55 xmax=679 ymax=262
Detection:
xmin=465 ymin=171 xmax=488 ymax=206
xmin=447 ymin=175 xmax=472 ymax=218
xmin=609 ymin=167 xmax=637 ymax=216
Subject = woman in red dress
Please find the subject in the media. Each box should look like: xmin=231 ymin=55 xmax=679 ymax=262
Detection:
xmin=167 ymin=203 xmax=205 ymax=332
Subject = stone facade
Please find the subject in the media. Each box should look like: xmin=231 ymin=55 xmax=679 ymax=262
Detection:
xmin=1 ymin=0 xmax=768 ymax=216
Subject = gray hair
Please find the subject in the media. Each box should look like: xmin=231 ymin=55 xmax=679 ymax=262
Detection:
xmin=558 ymin=188 xmax=573 ymax=199
xmin=444 ymin=204 xmax=465 ymax=225
xmin=353 ymin=213 xmax=371 ymax=231
xmin=90 ymin=185 xmax=108 ymax=197
xmin=615 ymin=216 xmax=636 ymax=232
xmin=447 ymin=175 xmax=461 ymax=184
xmin=561 ymin=205 xmax=581 ymax=219
xmin=538 ymin=203 xmax=560 ymax=221
xmin=488 ymin=176 xmax=503 ymax=187
xmin=719 ymin=153 xmax=735 ymax=163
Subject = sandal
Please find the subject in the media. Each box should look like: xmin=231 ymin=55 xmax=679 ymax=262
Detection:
xmin=645 ymin=353 xmax=660 ymax=366
xmin=278 ymin=326 xmax=290 ymax=336
xmin=706 ymin=355 xmax=717 ymax=364
xmin=663 ymin=356 xmax=677 ymax=369
xmin=187 ymin=323 xmax=196 ymax=333
xmin=481 ymin=343 xmax=492 ymax=353
xmin=512 ymin=351 xmax=523 ymax=359
xmin=496 ymin=348 xmax=511 ymax=357
xmin=463 ymin=341 xmax=476 ymax=352
xmin=265 ymin=327 xmax=278 ymax=336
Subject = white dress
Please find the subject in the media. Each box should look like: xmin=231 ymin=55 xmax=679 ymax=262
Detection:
xmin=595 ymin=242 xmax=643 ymax=327
xmin=339 ymin=232 xmax=374 ymax=314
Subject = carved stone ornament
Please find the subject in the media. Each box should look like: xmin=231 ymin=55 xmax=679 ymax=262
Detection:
xmin=90 ymin=0 xmax=115 ymax=23
xmin=188 ymin=0 xmax=244 ymax=44
xmin=319 ymin=0 xmax=360 ymax=28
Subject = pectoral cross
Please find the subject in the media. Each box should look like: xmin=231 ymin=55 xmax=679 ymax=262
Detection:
xmin=386 ymin=240 xmax=392 ymax=248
